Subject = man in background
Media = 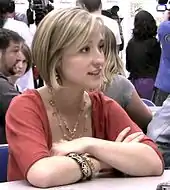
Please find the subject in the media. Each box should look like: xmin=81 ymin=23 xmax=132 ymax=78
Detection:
xmin=0 ymin=28 xmax=24 ymax=144
xmin=0 ymin=0 xmax=34 ymax=92
xmin=105 ymin=5 xmax=124 ymax=51
xmin=76 ymin=0 xmax=122 ymax=50
xmin=0 ymin=0 xmax=28 ymax=25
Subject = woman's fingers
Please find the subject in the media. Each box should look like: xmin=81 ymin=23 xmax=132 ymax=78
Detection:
xmin=115 ymin=127 xmax=145 ymax=143
xmin=123 ymin=132 xmax=144 ymax=143
xmin=115 ymin=127 xmax=131 ymax=142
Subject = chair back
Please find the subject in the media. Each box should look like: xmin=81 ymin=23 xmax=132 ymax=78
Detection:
xmin=142 ymin=98 xmax=156 ymax=107
xmin=0 ymin=144 xmax=8 ymax=182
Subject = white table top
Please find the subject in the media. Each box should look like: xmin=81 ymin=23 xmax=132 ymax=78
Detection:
xmin=0 ymin=170 xmax=170 ymax=190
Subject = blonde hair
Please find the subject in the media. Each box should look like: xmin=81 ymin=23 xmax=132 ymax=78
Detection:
xmin=31 ymin=7 xmax=104 ymax=89
xmin=102 ymin=26 xmax=125 ymax=90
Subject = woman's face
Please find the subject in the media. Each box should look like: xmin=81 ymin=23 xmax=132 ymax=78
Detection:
xmin=59 ymin=27 xmax=105 ymax=90
xmin=13 ymin=51 xmax=28 ymax=78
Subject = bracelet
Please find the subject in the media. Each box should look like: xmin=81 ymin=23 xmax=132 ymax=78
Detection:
xmin=81 ymin=154 xmax=96 ymax=179
xmin=67 ymin=153 xmax=92 ymax=180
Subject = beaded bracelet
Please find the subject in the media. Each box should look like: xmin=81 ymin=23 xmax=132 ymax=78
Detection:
xmin=67 ymin=152 xmax=92 ymax=180
xmin=81 ymin=154 xmax=96 ymax=179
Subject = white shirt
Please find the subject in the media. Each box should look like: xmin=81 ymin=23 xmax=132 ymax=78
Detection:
xmin=92 ymin=13 xmax=122 ymax=45
xmin=4 ymin=18 xmax=32 ymax=47
xmin=4 ymin=18 xmax=34 ymax=92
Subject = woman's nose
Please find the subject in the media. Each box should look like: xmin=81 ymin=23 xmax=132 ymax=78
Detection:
xmin=93 ymin=51 xmax=105 ymax=68
xmin=16 ymin=61 xmax=23 ymax=69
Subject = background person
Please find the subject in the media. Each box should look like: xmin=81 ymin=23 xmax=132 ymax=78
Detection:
xmin=9 ymin=43 xmax=32 ymax=91
xmin=102 ymin=26 xmax=152 ymax=133
xmin=152 ymin=11 xmax=170 ymax=106
xmin=0 ymin=0 xmax=34 ymax=92
xmin=0 ymin=28 xmax=24 ymax=144
xmin=126 ymin=10 xmax=161 ymax=100
xmin=147 ymin=95 xmax=170 ymax=169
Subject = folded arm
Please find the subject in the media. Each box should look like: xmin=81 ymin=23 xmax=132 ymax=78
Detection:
xmin=86 ymin=138 xmax=163 ymax=176
xmin=6 ymin=94 xmax=102 ymax=188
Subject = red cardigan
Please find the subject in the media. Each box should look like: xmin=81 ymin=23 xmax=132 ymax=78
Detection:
xmin=6 ymin=90 xmax=163 ymax=181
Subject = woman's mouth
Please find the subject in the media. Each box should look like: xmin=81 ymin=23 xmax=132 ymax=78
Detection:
xmin=87 ymin=70 xmax=101 ymax=76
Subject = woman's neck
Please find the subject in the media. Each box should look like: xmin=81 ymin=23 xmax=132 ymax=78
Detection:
xmin=49 ymin=87 xmax=87 ymax=115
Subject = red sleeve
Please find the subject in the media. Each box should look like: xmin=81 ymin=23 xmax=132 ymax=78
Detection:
xmin=6 ymin=92 xmax=51 ymax=179
xmin=103 ymin=94 xmax=164 ymax=163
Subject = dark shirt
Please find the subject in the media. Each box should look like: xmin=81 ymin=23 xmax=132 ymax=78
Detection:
xmin=0 ymin=73 xmax=19 ymax=144
xmin=126 ymin=37 xmax=161 ymax=79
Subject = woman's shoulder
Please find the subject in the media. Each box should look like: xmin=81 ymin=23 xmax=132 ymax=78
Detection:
xmin=8 ymin=89 xmax=44 ymax=113
xmin=127 ymin=38 xmax=134 ymax=45
xmin=145 ymin=37 xmax=159 ymax=45
xmin=106 ymin=75 xmax=134 ymax=93
xmin=111 ymin=75 xmax=133 ymax=85
xmin=104 ymin=75 xmax=134 ymax=107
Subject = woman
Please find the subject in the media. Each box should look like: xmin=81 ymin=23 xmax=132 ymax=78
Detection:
xmin=103 ymin=26 xmax=152 ymax=133
xmin=9 ymin=43 xmax=32 ymax=91
xmin=6 ymin=8 xmax=163 ymax=188
xmin=126 ymin=10 xmax=161 ymax=100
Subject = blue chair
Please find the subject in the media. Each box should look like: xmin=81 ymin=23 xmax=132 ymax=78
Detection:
xmin=0 ymin=144 xmax=8 ymax=182
xmin=142 ymin=98 xmax=156 ymax=107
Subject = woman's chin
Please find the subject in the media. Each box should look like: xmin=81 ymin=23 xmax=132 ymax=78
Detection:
xmin=85 ymin=82 xmax=101 ymax=91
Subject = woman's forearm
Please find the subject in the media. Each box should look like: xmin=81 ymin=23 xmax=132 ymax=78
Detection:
xmin=87 ymin=139 xmax=163 ymax=176
xmin=27 ymin=155 xmax=101 ymax=188
xmin=27 ymin=156 xmax=82 ymax=188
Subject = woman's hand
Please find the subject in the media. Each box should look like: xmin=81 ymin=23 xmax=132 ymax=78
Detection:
xmin=51 ymin=137 xmax=91 ymax=156
xmin=115 ymin=127 xmax=144 ymax=143
xmin=51 ymin=127 xmax=144 ymax=156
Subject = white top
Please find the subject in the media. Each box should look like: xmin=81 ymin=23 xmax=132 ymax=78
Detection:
xmin=15 ymin=69 xmax=34 ymax=92
xmin=4 ymin=18 xmax=32 ymax=47
xmin=3 ymin=18 xmax=34 ymax=92
xmin=100 ymin=15 xmax=122 ymax=45
xmin=92 ymin=13 xmax=122 ymax=45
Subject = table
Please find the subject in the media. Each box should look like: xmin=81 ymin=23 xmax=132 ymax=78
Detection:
xmin=0 ymin=170 xmax=170 ymax=190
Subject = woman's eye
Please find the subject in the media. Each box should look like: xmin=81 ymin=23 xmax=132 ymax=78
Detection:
xmin=80 ymin=46 xmax=90 ymax=53
xmin=13 ymin=49 xmax=19 ymax=53
xmin=99 ymin=44 xmax=104 ymax=50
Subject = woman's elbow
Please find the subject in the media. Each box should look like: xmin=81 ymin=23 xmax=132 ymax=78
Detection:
xmin=151 ymin=157 xmax=164 ymax=176
xmin=27 ymin=166 xmax=52 ymax=188
xmin=145 ymin=147 xmax=164 ymax=176
xmin=26 ymin=158 xmax=61 ymax=188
